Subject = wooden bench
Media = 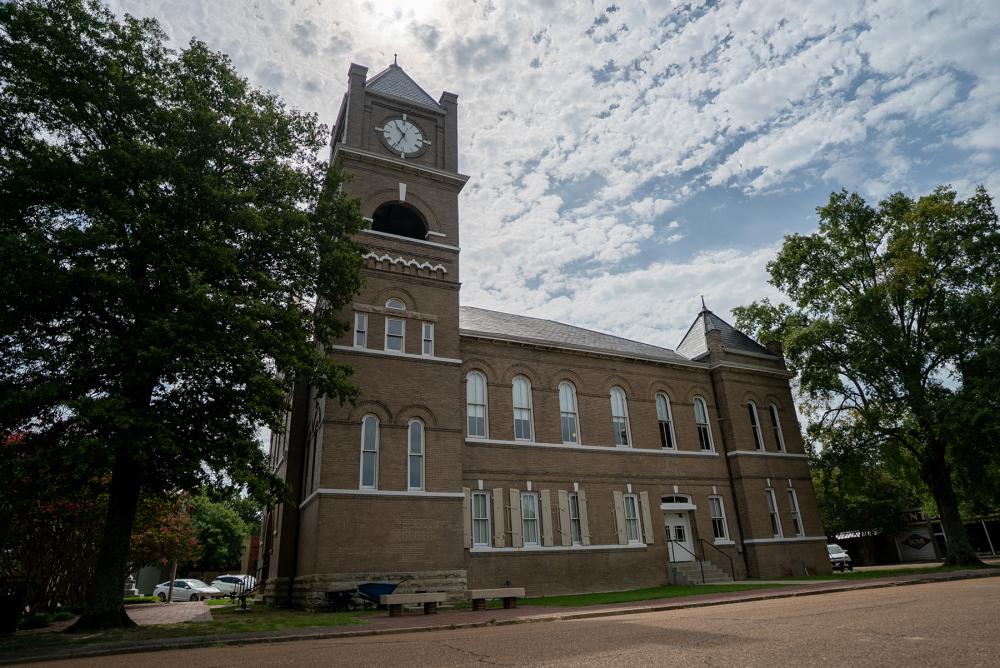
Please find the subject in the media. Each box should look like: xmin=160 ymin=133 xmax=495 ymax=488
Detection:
xmin=380 ymin=592 xmax=447 ymax=617
xmin=464 ymin=587 xmax=526 ymax=611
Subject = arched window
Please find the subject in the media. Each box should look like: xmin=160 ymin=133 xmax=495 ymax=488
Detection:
xmin=408 ymin=419 xmax=424 ymax=491
xmin=559 ymin=381 xmax=580 ymax=444
xmin=359 ymin=415 xmax=379 ymax=489
xmin=655 ymin=393 xmax=675 ymax=449
xmin=372 ymin=201 xmax=428 ymax=240
xmin=769 ymin=403 xmax=786 ymax=452
xmin=466 ymin=372 xmax=488 ymax=438
xmin=610 ymin=386 xmax=631 ymax=447
xmin=512 ymin=376 xmax=534 ymax=441
xmin=747 ymin=401 xmax=764 ymax=450
xmin=693 ymin=397 xmax=714 ymax=451
xmin=385 ymin=298 xmax=405 ymax=310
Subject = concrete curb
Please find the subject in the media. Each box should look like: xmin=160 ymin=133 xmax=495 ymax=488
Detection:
xmin=4 ymin=569 xmax=999 ymax=665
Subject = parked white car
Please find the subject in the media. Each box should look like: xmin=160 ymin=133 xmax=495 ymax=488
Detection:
xmin=210 ymin=574 xmax=257 ymax=595
xmin=153 ymin=579 xmax=223 ymax=602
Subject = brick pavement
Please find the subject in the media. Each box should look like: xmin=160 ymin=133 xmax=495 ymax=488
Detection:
xmin=124 ymin=602 xmax=211 ymax=625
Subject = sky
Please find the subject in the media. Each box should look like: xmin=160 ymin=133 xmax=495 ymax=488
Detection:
xmin=110 ymin=0 xmax=1000 ymax=351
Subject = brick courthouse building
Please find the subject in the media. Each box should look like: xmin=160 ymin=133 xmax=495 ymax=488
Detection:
xmin=261 ymin=63 xmax=830 ymax=605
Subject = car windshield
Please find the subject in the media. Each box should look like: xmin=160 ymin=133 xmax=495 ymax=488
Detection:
xmin=827 ymin=545 xmax=844 ymax=555
xmin=185 ymin=580 xmax=210 ymax=588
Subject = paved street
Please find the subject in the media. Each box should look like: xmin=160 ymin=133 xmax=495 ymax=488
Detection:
xmin=38 ymin=578 xmax=1000 ymax=667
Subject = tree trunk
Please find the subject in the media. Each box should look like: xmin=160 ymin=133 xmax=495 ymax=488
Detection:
xmin=67 ymin=448 xmax=142 ymax=631
xmin=922 ymin=455 xmax=982 ymax=567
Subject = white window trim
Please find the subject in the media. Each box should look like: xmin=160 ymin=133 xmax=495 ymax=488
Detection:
xmin=610 ymin=387 xmax=632 ymax=448
xmin=693 ymin=396 xmax=715 ymax=452
xmin=765 ymin=488 xmax=783 ymax=538
xmin=421 ymin=322 xmax=434 ymax=357
xmin=471 ymin=490 xmax=491 ymax=547
xmin=748 ymin=401 xmax=765 ymax=451
xmin=769 ymin=403 xmax=786 ymax=452
xmin=623 ymin=493 xmax=643 ymax=544
xmin=354 ymin=312 xmax=367 ymax=348
xmin=466 ymin=371 xmax=489 ymax=439
xmin=359 ymin=415 xmax=379 ymax=490
xmin=559 ymin=381 xmax=581 ymax=444
xmin=521 ymin=492 xmax=540 ymax=546
xmin=384 ymin=316 xmax=405 ymax=353
xmin=787 ymin=488 xmax=804 ymax=536
xmin=655 ymin=392 xmax=676 ymax=450
xmin=708 ymin=495 xmax=730 ymax=542
xmin=512 ymin=376 xmax=534 ymax=442
xmin=385 ymin=297 xmax=406 ymax=310
xmin=407 ymin=419 xmax=424 ymax=491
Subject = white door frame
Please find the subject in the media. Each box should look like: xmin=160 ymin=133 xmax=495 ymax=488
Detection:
xmin=665 ymin=511 xmax=695 ymax=562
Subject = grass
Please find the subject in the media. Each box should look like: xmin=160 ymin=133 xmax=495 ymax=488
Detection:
xmin=518 ymin=583 xmax=789 ymax=607
xmin=773 ymin=563 xmax=998 ymax=582
xmin=0 ymin=603 xmax=374 ymax=655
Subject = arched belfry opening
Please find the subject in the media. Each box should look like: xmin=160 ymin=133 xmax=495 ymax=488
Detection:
xmin=371 ymin=201 xmax=428 ymax=240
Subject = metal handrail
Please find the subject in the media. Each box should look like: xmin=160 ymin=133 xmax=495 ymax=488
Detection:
xmin=699 ymin=538 xmax=736 ymax=581
xmin=666 ymin=538 xmax=705 ymax=584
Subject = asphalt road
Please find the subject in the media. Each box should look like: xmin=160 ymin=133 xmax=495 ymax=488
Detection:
xmin=40 ymin=578 xmax=1000 ymax=667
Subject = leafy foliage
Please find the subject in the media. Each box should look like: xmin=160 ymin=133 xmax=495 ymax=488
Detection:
xmin=190 ymin=494 xmax=250 ymax=571
xmin=735 ymin=185 xmax=1000 ymax=564
xmin=129 ymin=495 xmax=201 ymax=570
xmin=0 ymin=0 xmax=365 ymax=627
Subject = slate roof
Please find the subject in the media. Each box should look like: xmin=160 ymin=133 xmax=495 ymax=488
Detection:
xmin=675 ymin=307 xmax=774 ymax=360
xmin=366 ymin=64 xmax=442 ymax=110
xmin=459 ymin=306 xmax=689 ymax=364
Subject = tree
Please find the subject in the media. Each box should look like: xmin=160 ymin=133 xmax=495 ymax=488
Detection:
xmin=189 ymin=494 xmax=249 ymax=571
xmin=735 ymin=185 xmax=1000 ymax=566
xmin=129 ymin=495 xmax=201 ymax=572
xmin=0 ymin=0 xmax=365 ymax=629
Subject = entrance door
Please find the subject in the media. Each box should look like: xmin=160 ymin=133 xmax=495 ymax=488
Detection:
xmin=665 ymin=512 xmax=694 ymax=562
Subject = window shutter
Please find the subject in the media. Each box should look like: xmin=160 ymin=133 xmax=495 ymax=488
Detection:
xmin=540 ymin=489 xmax=554 ymax=547
xmin=577 ymin=489 xmax=591 ymax=545
xmin=462 ymin=487 xmax=472 ymax=549
xmin=557 ymin=490 xmax=571 ymax=546
xmin=613 ymin=491 xmax=627 ymax=545
xmin=509 ymin=488 xmax=523 ymax=548
xmin=492 ymin=488 xmax=505 ymax=547
xmin=639 ymin=491 xmax=655 ymax=544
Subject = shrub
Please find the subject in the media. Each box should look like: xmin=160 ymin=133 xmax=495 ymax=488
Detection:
xmin=17 ymin=613 xmax=51 ymax=630
xmin=123 ymin=596 xmax=159 ymax=605
xmin=50 ymin=611 xmax=76 ymax=622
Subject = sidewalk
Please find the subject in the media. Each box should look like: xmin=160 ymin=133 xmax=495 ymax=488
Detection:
xmin=3 ymin=568 xmax=998 ymax=665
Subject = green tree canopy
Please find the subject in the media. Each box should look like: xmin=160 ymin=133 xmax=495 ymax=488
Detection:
xmin=190 ymin=494 xmax=249 ymax=571
xmin=0 ymin=0 xmax=365 ymax=628
xmin=735 ymin=185 xmax=1000 ymax=565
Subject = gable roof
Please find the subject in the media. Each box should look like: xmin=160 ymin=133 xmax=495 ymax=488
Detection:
xmin=675 ymin=307 xmax=775 ymax=360
xmin=366 ymin=64 xmax=442 ymax=110
xmin=459 ymin=306 xmax=689 ymax=364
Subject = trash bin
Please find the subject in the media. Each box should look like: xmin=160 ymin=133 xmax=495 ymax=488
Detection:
xmin=0 ymin=576 xmax=28 ymax=634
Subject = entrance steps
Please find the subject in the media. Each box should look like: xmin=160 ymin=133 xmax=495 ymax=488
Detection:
xmin=669 ymin=560 xmax=734 ymax=585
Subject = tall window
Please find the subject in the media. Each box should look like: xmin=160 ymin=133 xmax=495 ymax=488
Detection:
xmin=360 ymin=415 xmax=379 ymax=489
xmin=512 ymin=376 xmax=534 ymax=441
xmin=568 ymin=492 xmax=582 ymax=544
xmin=623 ymin=494 xmax=642 ymax=543
xmin=472 ymin=491 xmax=491 ymax=546
xmin=466 ymin=372 xmax=488 ymax=438
xmin=765 ymin=488 xmax=782 ymax=537
xmin=521 ymin=492 xmax=539 ymax=546
xmin=610 ymin=386 xmax=631 ymax=447
xmin=385 ymin=317 xmax=404 ymax=352
xmin=693 ymin=397 xmax=714 ymax=451
xmin=708 ymin=496 xmax=729 ymax=541
xmin=655 ymin=393 xmax=675 ymax=449
xmin=748 ymin=401 xmax=764 ymax=450
xmin=559 ymin=382 xmax=580 ymax=444
xmin=787 ymin=488 xmax=803 ymax=536
xmin=407 ymin=419 xmax=424 ymax=491
xmin=421 ymin=322 xmax=434 ymax=356
xmin=354 ymin=312 xmax=367 ymax=347
xmin=769 ymin=404 xmax=786 ymax=452
xmin=385 ymin=298 xmax=405 ymax=310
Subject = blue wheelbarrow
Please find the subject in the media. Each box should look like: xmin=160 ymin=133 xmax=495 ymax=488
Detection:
xmin=353 ymin=577 xmax=413 ymax=610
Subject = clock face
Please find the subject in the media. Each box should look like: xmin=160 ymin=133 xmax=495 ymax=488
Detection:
xmin=381 ymin=118 xmax=424 ymax=156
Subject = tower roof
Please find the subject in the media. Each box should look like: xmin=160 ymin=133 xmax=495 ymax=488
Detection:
xmin=366 ymin=63 xmax=442 ymax=110
xmin=675 ymin=305 xmax=775 ymax=360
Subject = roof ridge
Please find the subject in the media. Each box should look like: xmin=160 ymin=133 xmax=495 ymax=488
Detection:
xmin=366 ymin=63 xmax=441 ymax=110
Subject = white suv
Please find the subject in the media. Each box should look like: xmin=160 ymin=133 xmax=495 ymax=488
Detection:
xmin=210 ymin=574 xmax=256 ymax=595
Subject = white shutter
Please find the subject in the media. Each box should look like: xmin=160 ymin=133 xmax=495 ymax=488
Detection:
xmin=462 ymin=487 xmax=472 ymax=549
xmin=578 ymin=489 xmax=591 ymax=545
xmin=540 ymin=489 xmax=554 ymax=547
xmin=613 ymin=490 xmax=627 ymax=545
xmin=640 ymin=491 xmax=655 ymax=544
xmin=492 ymin=488 xmax=505 ymax=547
xmin=509 ymin=488 xmax=523 ymax=548
xmin=557 ymin=490 xmax=571 ymax=546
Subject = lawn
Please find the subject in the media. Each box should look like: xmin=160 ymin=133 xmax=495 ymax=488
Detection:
xmin=511 ymin=583 xmax=791 ymax=608
xmin=773 ymin=564 xmax=997 ymax=582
